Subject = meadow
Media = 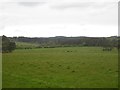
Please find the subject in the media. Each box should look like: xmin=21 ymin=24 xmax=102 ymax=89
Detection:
xmin=2 ymin=47 xmax=118 ymax=88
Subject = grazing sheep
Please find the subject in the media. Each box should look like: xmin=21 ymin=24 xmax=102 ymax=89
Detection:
xmin=67 ymin=66 xmax=70 ymax=69
xmin=72 ymin=70 xmax=75 ymax=72
xmin=65 ymin=51 xmax=73 ymax=52
xmin=102 ymin=47 xmax=112 ymax=51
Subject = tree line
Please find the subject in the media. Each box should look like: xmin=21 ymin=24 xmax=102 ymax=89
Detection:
xmin=10 ymin=36 xmax=118 ymax=48
xmin=1 ymin=35 xmax=119 ymax=53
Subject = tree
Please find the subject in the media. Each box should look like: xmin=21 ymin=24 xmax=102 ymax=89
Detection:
xmin=2 ymin=35 xmax=16 ymax=53
xmin=102 ymin=38 xmax=113 ymax=51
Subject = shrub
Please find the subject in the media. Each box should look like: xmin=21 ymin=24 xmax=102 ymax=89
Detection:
xmin=2 ymin=35 xmax=16 ymax=53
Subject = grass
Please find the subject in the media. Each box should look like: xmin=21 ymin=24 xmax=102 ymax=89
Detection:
xmin=2 ymin=47 xmax=118 ymax=88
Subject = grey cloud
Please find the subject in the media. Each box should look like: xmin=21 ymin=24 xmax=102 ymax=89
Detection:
xmin=14 ymin=29 xmax=22 ymax=33
xmin=0 ymin=25 xmax=5 ymax=30
xmin=51 ymin=2 xmax=116 ymax=10
xmin=18 ymin=2 xmax=46 ymax=7
xmin=51 ymin=2 xmax=93 ymax=9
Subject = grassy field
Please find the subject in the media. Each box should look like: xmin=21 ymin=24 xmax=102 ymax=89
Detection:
xmin=2 ymin=47 xmax=118 ymax=88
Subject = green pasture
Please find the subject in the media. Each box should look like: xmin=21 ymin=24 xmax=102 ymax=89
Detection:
xmin=2 ymin=47 xmax=118 ymax=88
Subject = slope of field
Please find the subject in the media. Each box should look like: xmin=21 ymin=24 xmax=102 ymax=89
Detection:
xmin=15 ymin=42 xmax=39 ymax=49
xmin=2 ymin=47 xmax=118 ymax=88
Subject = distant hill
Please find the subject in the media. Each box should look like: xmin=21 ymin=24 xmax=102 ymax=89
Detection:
xmin=15 ymin=42 xmax=40 ymax=49
xmin=7 ymin=36 xmax=118 ymax=48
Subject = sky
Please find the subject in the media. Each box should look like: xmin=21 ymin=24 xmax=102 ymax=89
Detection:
xmin=0 ymin=0 xmax=118 ymax=37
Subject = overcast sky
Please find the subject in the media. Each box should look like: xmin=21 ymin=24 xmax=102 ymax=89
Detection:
xmin=0 ymin=0 xmax=118 ymax=37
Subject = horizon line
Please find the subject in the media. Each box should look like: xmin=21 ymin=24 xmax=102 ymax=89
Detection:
xmin=1 ymin=35 xmax=118 ymax=38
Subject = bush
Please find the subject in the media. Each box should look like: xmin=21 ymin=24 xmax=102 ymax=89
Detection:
xmin=2 ymin=35 xmax=16 ymax=53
